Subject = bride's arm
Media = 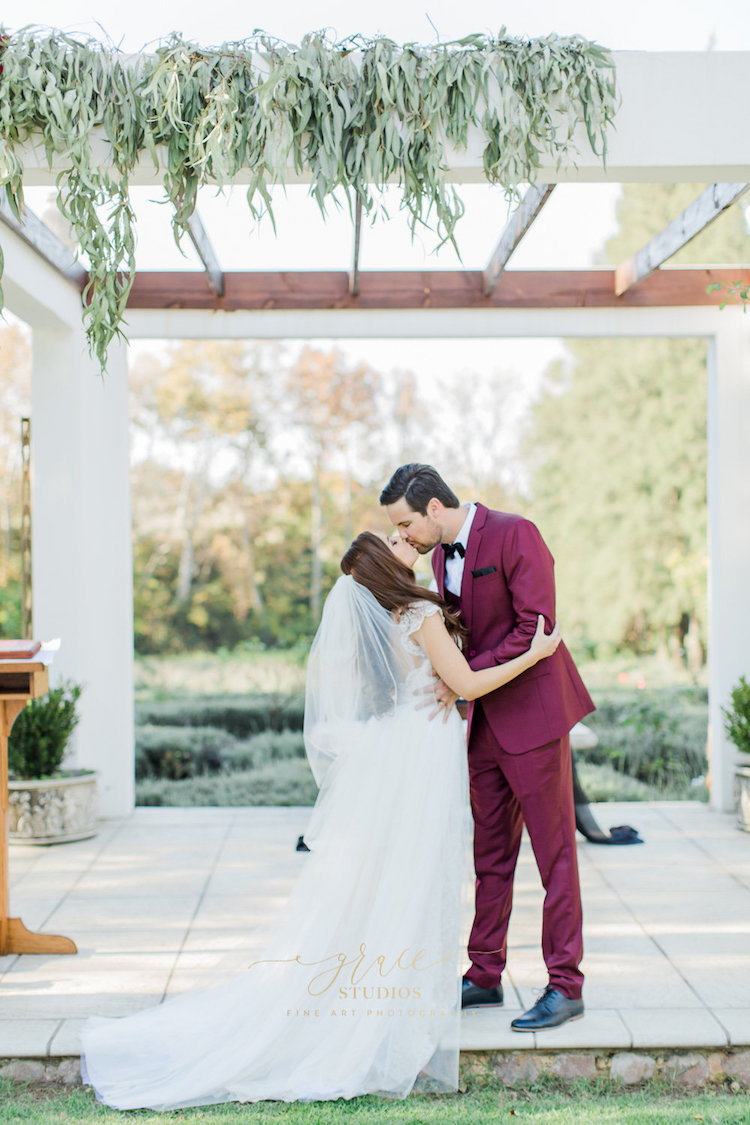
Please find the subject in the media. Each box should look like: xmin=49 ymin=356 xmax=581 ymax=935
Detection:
xmin=413 ymin=612 xmax=560 ymax=702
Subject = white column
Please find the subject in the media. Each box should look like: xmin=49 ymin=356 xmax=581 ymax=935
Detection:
xmin=706 ymin=311 xmax=750 ymax=812
xmin=30 ymin=326 xmax=134 ymax=817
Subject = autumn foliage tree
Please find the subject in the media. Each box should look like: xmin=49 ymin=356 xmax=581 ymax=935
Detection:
xmin=527 ymin=183 xmax=750 ymax=668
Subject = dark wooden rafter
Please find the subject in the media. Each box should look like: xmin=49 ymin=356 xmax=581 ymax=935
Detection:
xmin=614 ymin=182 xmax=750 ymax=296
xmin=127 ymin=267 xmax=750 ymax=311
xmin=349 ymin=196 xmax=363 ymax=297
xmin=483 ymin=184 xmax=555 ymax=296
xmin=0 ymin=197 xmax=87 ymax=288
xmin=184 ymin=210 xmax=224 ymax=297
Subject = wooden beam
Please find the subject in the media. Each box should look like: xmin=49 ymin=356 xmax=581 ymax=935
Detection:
xmin=483 ymin=184 xmax=555 ymax=296
xmin=127 ymin=267 xmax=750 ymax=311
xmin=184 ymin=211 xmax=224 ymax=297
xmin=0 ymin=198 xmax=86 ymax=288
xmin=614 ymin=183 xmax=750 ymax=296
xmin=349 ymin=197 xmax=363 ymax=297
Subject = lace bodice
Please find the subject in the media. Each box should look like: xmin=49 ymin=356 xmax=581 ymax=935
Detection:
xmin=397 ymin=601 xmax=442 ymax=657
xmin=395 ymin=603 xmax=443 ymax=688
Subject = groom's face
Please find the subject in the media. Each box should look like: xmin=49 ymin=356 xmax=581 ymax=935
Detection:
xmin=385 ymin=497 xmax=443 ymax=554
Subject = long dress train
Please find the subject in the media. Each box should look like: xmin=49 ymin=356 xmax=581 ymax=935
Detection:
xmin=80 ymin=597 xmax=470 ymax=1109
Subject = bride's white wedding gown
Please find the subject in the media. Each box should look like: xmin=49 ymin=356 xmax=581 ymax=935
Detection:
xmin=80 ymin=600 xmax=470 ymax=1110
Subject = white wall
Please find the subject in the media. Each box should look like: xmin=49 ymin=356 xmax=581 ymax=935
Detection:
xmin=29 ymin=322 xmax=134 ymax=818
xmin=706 ymin=311 xmax=750 ymax=811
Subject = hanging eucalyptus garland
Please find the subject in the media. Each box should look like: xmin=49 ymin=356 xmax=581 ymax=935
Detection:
xmin=0 ymin=28 xmax=617 ymax=368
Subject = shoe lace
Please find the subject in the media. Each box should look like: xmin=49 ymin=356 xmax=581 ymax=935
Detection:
xmin=533 ymin=985 xmax=557 ymax=1009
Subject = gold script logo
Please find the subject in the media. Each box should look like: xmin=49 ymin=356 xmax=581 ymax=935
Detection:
xmin=249 ymin=941 xmax=455 ymax=999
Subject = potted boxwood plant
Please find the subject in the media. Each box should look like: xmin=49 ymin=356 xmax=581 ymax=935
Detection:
xmin=723 ymin=675 xmax=750 ymax=832
xmin=7 ymin=682 xmax=98 ymax=844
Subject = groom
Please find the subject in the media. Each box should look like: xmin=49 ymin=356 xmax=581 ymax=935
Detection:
xmin=380 ymin=464 xmax=594 ymax=1031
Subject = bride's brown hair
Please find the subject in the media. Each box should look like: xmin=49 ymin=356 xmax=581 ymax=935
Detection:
xmin=340 ymin=532 xmax=466 ymax=644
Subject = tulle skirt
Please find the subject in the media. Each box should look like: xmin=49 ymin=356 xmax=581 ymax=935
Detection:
xmin=80 ymin=704 xmax=470 ymax=1109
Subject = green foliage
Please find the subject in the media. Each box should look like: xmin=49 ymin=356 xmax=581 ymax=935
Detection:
xmin=136 ymin=759 xmax=317 ymax=807
xmin=0 ymin=576 xmax=22 ymax=637
xmin=134 ymin=724 xmax=306 ymax=780
xmin=134 ymin=724 xmax=237 ymax=780
xmin=135 ymin=693 xmax=305 ymax=736
xmin=723 ymin=675 xmax=750 ymax=755
xmin=133 ymin=539 xmax=248 ymax=655
xmin=7 ymin=683 xmax=82 ymax=779
xmin=528 ymin=183 xmax=750 ymax=664
xmin=574 ymin=760 xmax=664 ymax=802
xmin=582 ymin=687 xmax=708 ymax=789
xmin=707 ymin=278 xmax=750 ymax=309
xmin=0 ymin=29 xmax=616 ymax=367
xmin=221 ymin=730 xmax=306 ymax=770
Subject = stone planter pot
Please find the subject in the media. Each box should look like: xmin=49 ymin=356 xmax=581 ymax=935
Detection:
xmin=8 ymin=769 xmax=98 ymax=844
xmin=735 ymin=764 xmax=750 ymax=833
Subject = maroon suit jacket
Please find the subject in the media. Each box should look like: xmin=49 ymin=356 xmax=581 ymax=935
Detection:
xmin=433 ymin=504 xmax=594 ymax=754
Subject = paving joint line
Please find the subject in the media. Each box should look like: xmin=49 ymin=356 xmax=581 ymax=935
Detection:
xmin=658 ymin=804 xmax=750 ymax=893
xmin=584 ymin=807 xmax=722 ymax=1036
xmin=159 ymin=811 xmax=239 ymax=1002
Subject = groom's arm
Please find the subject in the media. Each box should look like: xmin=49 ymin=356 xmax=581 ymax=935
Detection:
xmin=468 ymin=519 xmax=556 ymax=671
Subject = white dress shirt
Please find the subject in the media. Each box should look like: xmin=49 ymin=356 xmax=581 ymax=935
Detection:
xmin=444 ymin=503 xmax=477 ymax=596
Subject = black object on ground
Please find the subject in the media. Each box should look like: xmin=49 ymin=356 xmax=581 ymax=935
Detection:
xmin=572 ymin=753 xmax=643 ymax=845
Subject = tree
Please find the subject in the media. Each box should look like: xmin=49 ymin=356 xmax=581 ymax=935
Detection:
xmin=527 ymin=184 xmax=750 ymax=667
xmin=130 ymin=340 xmax=268 ymax=607
xmin=0 ymin=322 xmax=30 ymax=636
xmin=279 ymin=347 xmax=384 ymax=621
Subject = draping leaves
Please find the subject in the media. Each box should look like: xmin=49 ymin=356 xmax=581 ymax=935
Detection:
xmin=0 ymin=28 xmax=617 ymax=369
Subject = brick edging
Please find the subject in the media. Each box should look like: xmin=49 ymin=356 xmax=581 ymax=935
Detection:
xmin=2 ymin=1049 xmax=750 ymax=1091
xmin=460 ymin=1048 xmax=750 ymax=1088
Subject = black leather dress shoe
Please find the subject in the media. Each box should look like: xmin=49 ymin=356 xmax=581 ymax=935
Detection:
xmin=461 ymin=978 xmax=504 ymax=1008
xmin=510 ymin=986 xmax=584 ymax=1031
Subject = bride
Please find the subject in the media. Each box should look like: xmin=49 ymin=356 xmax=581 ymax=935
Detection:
xmin=81 ymin=531 xmax=560 ymax=1110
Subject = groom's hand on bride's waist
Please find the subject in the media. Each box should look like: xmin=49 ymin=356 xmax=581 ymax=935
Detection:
xmin=414 ymin=674 xmax=460 ymax=723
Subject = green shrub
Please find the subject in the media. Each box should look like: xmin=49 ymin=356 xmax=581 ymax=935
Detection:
xmin=134 ymin=725 xmax=237 ymax=780
xmin=135 ymin=693 xmax=305 ymax=736
xmin=724 ymin=675 xmax=750 ymax=756
xmin=134 ymin=726 xmax=307 ymax=780
xmin=582 ymin=688 xmax=707 ymax=790
xmin=575 ymin=761 xmax=671 ymax=802
xmin=222 ymin=730 xmax=306 ymax=772
xmin=136 ymin=759 xmax=318 ymax=808
xmin=8 ymin=683 xmax=82 ymax=779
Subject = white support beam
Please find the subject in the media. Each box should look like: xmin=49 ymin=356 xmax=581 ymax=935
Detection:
xmin=349 ymin=197 xmax=363 ymax=298
xmin=706 ymin=311 xmax=750 ymax=813
xmin=0 ymin=197 xmax=86 ymax=288
xmin=184 ymin=211 xmax=224 ymax=297
xmin=10 ymin=54 xmax=750 ymax=187
xmin=0 ymin=222 xmax=83 ymax=329
xmin=483 ymin=184 xmax=555 ymax=296
xmin=31 ymin=327 xmax=135 ymax=818
xmin=615 ymin=183 xmax=750 ymax=296
xmin=126 ymin=304 xmax=722 ymax=341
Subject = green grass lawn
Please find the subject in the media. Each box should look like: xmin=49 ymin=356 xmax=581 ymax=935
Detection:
xmin=1 ymin=1078 xmax=747 ymax=1124
xmin=134 ymin=648 xmax=308 ymax=700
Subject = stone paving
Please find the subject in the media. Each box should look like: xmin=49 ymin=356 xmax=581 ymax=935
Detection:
xmin=1 ymin=802 xmax=749 ymax=1059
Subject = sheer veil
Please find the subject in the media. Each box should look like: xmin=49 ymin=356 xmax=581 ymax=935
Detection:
xmin=303 ymin=574 xmax=411 ymax=786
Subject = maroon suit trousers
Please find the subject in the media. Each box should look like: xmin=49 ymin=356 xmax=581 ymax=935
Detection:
xmin=465 ymin=705 xmax=584 ymax=1000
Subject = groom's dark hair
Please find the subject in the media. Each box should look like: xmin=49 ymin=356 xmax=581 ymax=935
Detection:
xmin=379 ymin=464 xmax=460 ymax=514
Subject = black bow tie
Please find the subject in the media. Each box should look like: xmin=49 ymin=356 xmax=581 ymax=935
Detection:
xmin=442 ymin=541 xmax=465 ymax=559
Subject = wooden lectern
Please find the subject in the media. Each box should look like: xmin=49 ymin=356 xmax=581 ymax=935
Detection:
xmin=0 ymin=651 xmax=77 ymax=956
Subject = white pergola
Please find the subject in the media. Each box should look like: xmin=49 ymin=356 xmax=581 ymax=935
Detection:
xmin=2 ymin=51 xmax=749 ymax=817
